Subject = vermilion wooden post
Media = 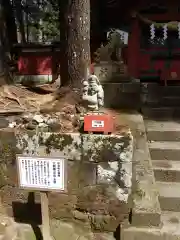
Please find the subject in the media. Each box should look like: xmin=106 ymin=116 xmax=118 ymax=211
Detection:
xmin=127 ymin=18 xmax=140 ymax=79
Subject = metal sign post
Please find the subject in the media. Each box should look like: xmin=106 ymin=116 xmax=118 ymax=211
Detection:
xmin=16 ymin=155 xmax=67 ymax=240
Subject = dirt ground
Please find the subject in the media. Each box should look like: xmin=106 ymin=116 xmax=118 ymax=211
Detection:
xmin=0 ymin=84 xmax=131 ymax=134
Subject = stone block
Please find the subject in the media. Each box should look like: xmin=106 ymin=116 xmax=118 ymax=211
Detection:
xmin=102 ymin=83 xmax=141 ymax=110
xmin=1 ymin=218 xmax=116 ymax=240
xmin=0 ymin=129 xmax=133 ymax=232
xmin=131 ymin=115 xmax=161 ymax=227
xmin=94 ymin=62 xmax=123 ymax=83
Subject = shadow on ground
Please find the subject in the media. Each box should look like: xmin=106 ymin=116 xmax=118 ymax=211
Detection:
xmin=12 ymin=192 xmax=43 ymax=240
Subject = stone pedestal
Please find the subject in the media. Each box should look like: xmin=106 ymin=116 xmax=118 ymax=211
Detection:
xmin=94 ymin=61 xmax=130 ymax=83
xmin=0 ymin=129 xmax=133 ymax=235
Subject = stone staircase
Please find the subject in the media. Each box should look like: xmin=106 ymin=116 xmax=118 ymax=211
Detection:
xmin=141 ymin=83 xmax=180 ymax=119
xmin=146 ymin=121 xmax=180 ymax=212
xmin=144 ymin=83 xmax=180 ymax=236
xmin=122 ymin=83 xmax=180 ymax=240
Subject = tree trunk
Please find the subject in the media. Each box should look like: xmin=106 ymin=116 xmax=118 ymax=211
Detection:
xmin=60 ymin=0 xmax=91 ymax=89
xmin=14 ymin=0 xmax=26 ymax=43
xmin=0 ymin=1 xmax=10 ymax=85
xmin=2 ymin=0 xmax=17 ymax=46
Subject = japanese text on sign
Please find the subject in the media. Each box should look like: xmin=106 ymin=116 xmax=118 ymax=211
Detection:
xmin=16 ymin=156 xmax=67 ymax=192
xmin=92 ymin=120 xmax=104 ymax=128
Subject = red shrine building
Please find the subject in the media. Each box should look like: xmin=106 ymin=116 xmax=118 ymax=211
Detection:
xmin=14 ymin=0 xmax=180 ymax=85
xmin=125 ymin=1 xmax=180 ymax=84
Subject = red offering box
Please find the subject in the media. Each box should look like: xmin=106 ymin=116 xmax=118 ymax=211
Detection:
xmin=84 ymin=114 xmax=114 ymax=133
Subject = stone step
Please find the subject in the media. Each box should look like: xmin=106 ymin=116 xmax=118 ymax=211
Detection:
xmin=142 ymin=107 xmax=180 ymax=119
xmin=122 ymin=211 xmax=180 ymax=240
xmin=131 ymin=114 xmax=161 ymax=228
xmin=162 ymin=86 xmax=180 ymax=96
xmin=149 ymin=141 xmax=180 ymax=160
xmin=153 ymin=160 xmax=180 ymax=182
xmin=157 ymin=181 xmax=180 ymax=212
xmin=103 ymin=82 xmax=140 ymax=109
xmin=161 ymin=96 xmax=180 ymax=107
xmin=143 ymin=96 xmax=180 ymax=107
xmin=161 ymin=211 xmax=180 ymax=229
xmin=146 ymin=120 xmax=180 ymax=141
xmin=103 ymin=82 xmax=140 ymax=93
xmin=141 ymin=83 xmax=180 ymax=96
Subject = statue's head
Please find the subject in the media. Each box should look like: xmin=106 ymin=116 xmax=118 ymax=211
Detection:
xmin=87 ymin=75 xmax=100 ymax=95
xmin=88 ymin=75 xmax=100 ymax=85
xmin=83 ymin=80 xmax=89 ymax=87
xmin=82 ymin=80 xmax=89 ymax=93
xmin=107 ymin=28 xmax=124 ymax=46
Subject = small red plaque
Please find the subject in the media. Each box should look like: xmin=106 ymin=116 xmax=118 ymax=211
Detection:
xmin=84 ymin=114 xmax=114 ymax=133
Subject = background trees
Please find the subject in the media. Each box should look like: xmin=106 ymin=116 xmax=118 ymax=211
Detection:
xmin=0 ymin=0 xmax=93 ymax=88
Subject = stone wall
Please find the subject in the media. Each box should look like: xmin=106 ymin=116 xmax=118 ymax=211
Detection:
xmin=92 ymin=62 xmax=141 ymax=110
xmin=94 ymin=62 xmax=129 ymax=83
xmin=0 ymin=128 xmax=133 ymax=234
xmin=103 ymin=82 xmax=141 ymax=110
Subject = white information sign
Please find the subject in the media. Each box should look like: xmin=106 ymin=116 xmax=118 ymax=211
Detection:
xmin=92 ymin=120 xmax=104 ymax=128
xmin=16 ymin=156 xmax=67 ymax=192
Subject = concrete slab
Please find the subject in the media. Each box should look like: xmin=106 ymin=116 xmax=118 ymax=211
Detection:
xmin=143 ymin=106 xmax=180 ymax=119
xmin=130 ymin=114 xmax=161 ymax=227
xmin=142 ymin=96 xmax=180 ymax=107
xmin=141 ymin=83 xmax=180 ymax=96
xmin=149 ymin=141 xmax=180 ymax=161
xmin=156 ymin=181 xmax=180 ymax=212
xmin=162 ymin=96 xmax=180 ymax=107
xmin=146 ymin=120 xmax=180 ymax=141
xmin=149 ymin=141 xmax=180 ymax=149
xmin=104 ymin=111 xmax=161 ymax=227
xmin=142 ymin=107 xmax=174 ymax=119
xmin=121 ymin=211 xmax=180 ymax=240
xmin=103 ymin=83 xmax=140 ymax=109
xmin=146 ymin=120 xmax=180 ymax=132
xmin=148 ymin=131 xmax=180 ymax=142
xmin=153 ymin=160 xmax=180 ymax=182
xmin=162 ymin=86 xmax=180 ymax=96
xmin=132 ymin=149 xmax=161 ymax=227
xmin=157 ymin=181 xmax=180 ymax=198
xmin=161 ymin=211 xmax=180 ymax=230
xmin=152 ymin=160 xmax=180 ymax=169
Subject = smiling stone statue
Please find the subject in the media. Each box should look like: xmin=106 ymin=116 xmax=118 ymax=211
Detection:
xmin=82 ymin=75 xmax=104 ymax=111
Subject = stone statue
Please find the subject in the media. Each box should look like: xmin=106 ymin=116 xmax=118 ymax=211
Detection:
xmin=94 ymin=29 xmax=124 ymax=63
xmin=82 ymin=75 xmax=104 ymax=111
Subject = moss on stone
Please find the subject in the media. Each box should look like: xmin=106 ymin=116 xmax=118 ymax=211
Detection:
xmin=82 ymin=134 xmax=131 ymax=162
xmin=44 ymin=133 xmax=74 ymax=154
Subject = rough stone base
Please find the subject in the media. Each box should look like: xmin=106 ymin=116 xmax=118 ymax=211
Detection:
xmin=131 ymin=114 xmax=161 ymax=227
xmin=0 ymin=129 xmax=133 ymax=233
xmin=121 ymin=221 xmax=180 ymax=240
xmin=103 ymin=82 xmax=141 ymax=110
xmin=0 ymin=215 xmax=116 ymax=240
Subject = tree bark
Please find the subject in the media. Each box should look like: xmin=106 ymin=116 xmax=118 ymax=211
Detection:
xmin=60 ymin=0 xmax=91 ymax=89
xmin=0 ymin=1 xmax=10 ymax=85
xmin=2 ymin=0 xmax=17 ymax=46
xmin=14 ymin=0 xmax=26 ymax=43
